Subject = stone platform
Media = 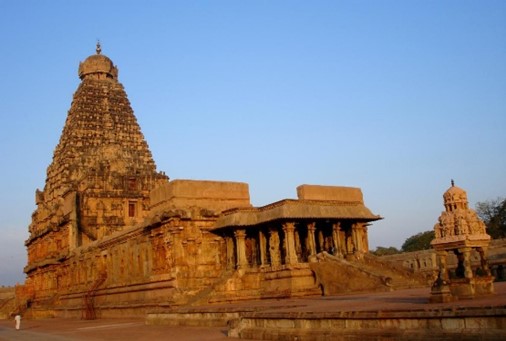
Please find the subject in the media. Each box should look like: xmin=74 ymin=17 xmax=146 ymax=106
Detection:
xmin=1 ymin=283 xmax=505 ymax=340
xmin=148 ymin=282 xmax=506 ymax=340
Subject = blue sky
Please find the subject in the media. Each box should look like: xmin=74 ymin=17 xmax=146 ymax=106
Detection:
xmin=0 ymin=1 xmax=505 ymax=286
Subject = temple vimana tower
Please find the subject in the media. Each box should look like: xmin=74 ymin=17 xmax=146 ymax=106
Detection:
xmin=19 ymin=45 xmax=427 ymax=318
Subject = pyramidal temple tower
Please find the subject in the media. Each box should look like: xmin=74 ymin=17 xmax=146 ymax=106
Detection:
xmin=26 ymin=44 xmax=168 ymax=271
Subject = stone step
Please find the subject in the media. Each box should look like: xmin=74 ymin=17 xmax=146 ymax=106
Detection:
xmin=229 ymin=307 xmax=506 ymax=341
xmin=146 ymin=311 xmax=241 ymax=327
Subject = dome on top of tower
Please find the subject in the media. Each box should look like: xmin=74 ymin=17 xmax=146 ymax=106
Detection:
xmin=443 ymin=180 xmax=468 ymax=209
xmin=78 ymin=42 xmax=118 ymax=81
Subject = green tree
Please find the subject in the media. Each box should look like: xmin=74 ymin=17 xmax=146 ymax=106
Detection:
xmin=401 ymin=230 xmax=435 ymax=252
xmin=476 ymin=198 xmax=506 ymax=239
xmin=370 ymin=246 xmax=400 ymax=256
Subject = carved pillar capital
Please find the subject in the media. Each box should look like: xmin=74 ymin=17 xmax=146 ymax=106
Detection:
xmin=282 ymin=222 xmax=296 ymax=231
xmin=307 ymin=222 xmax=316 ymax=231
xmin=352 ymin=222 xmax=364 ymax=230
xmin=234 ymin=229 xmax=247 ymax=239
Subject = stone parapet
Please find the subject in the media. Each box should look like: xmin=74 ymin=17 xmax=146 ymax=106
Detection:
xmin=297 ymin=184 xmax=364 ymax=203
xmin=150 ymin=179 xmax=251 ymax=213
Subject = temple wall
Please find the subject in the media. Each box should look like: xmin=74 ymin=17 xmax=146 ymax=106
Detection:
xmin=22 ymin=181 xmax=382 ymax=318
xmin=26 ymin=225 xmax=71 ymax=272
xmin=379 ymin=238 xmax=506 ymax=280
xmin=23 ymin=213 xmax=333 ymax=317
xmin=24 ymin=212 xmax=231 ymax=318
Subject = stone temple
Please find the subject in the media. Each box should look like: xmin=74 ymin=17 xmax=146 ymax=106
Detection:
xmin=18 ymin=45 xmax=426 ymax=318
xmin=430 ymin=181 xmax=495 ymax=302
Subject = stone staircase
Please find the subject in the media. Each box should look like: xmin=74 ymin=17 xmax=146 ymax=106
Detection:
xmin=309 ymin=252 xmax=428 ymax=295
xmin=171 ymin=263 xmax=321 ymax=307
xmin=359 ymin=253 xmax=430 ymax=289
xmin=183 ymin=269 xmax=235 ymax=306
xmin=82 ymin=271 xmax=107 ymax=320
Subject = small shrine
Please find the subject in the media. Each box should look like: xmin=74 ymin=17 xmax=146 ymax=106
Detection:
xmin=430 ymin=181 xmax=495 ymax=302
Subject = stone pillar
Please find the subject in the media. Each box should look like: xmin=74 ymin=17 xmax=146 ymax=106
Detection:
xmin=332 ymin=223 xmax=341 ymax=257
xmin=234 ymin=230 xmax=248 ymax=269
xmin=351 ymin=223 xmax=364 ymax=253
xmin=318 ymin=230 xmax=325 ymax=253
xmin=345 ymin=229 xmax=353 ymax=255
xmin=282 ymin=222 xmax=298 ymax=265
xmin=362 ymin=225 xmax=369 ymax=253
xmin=460 ymin=247 xmax=473 ymax=279
xmin=268 ymin=228 xmax=281 ymax=267
xmin=430 ymin=250 xmax=452 ymax=303
xmin=438 ymin=250 xmax=450 ymax=282
xmin=294 ymin=228 xmax=302 ymax=261
xmin=307 ymin=223 xmax=317 ymax=256
xmin=477 ymin=247 xmax=492 ymax=276
xmin=225 ymin=236 xmax=235 ymax=270
xmin=259 ymin=230 xmax=267 ymax=267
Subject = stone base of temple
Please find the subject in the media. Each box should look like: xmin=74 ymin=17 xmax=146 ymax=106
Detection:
xmin=18 ymin=266 xmax=322 ymax=319
xmin=474 ymin=276 xmax=495 ymax=296
xmin=21 ymin=277 xmax=179 ymax=319
xmin=24 ymin=257 xmax=423 ymax=319
xmin=431 ymin=276 xmax=495 ymax=303
xmin=430 ymin=283 xmax=453 ymax=303
xmin=450 ymin=278 xmax=477 ymax=299
xmin=449 ymin=276 xmax=495 ymax=299
xmin=205 ymin=265 xmax=322 ymax=304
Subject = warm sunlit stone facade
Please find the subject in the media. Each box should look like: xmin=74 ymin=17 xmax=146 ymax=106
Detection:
xmin=17 ymin=46 xmax=400 ymax=318
xmin=430 ymin=181 xmax=495 ymax=302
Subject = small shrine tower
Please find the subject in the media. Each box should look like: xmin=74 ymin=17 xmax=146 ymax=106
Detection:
xmin=430 ymin=181 xmax=494 ymax=302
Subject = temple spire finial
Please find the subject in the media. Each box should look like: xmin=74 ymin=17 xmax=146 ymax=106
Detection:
xmin=96 ymin=40 xmax=102 ymax=55
xmin=451 ymin=179 xmax=455 ymax=187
